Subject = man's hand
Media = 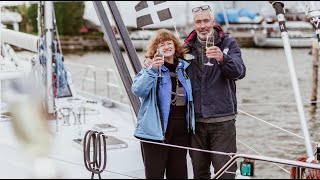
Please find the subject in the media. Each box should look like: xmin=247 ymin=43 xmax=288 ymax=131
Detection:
xmin=143 ymin=58 xmax=153 ymax=68
xmin=206 ymin=46 xmax=223 ymax=62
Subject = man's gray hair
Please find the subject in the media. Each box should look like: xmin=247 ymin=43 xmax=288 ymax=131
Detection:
xmin=191 ymin=4 xmax=215 ymax=20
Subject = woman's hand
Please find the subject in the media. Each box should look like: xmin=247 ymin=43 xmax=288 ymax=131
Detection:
xmin=152 ymin=54 xmax=164 ymax=69
xmin=143 ymin=52 xmax=164 ymax=69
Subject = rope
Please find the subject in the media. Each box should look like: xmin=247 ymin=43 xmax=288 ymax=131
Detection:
xmin=290 ymin=157 xmax=320 ymax=179
xmin=237 ymin=109 xmax=319 ymax=145
xmin=83 ymin=130 xmax=107 ymax=179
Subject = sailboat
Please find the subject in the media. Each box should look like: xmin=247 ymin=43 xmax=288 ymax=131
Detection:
xmin=1 ymin=1 xmax=320 ymax=179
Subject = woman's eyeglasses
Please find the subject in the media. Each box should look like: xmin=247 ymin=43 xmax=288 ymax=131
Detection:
xmin=192 ymin=5 xmax=211 ymax=12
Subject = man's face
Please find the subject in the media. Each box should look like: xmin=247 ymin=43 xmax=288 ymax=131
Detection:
xmin=193 ymin=10 xmax=214 ymax=40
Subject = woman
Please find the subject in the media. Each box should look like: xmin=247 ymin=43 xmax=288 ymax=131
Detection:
xmin=131 ymin=29 xmax=195 ymax=179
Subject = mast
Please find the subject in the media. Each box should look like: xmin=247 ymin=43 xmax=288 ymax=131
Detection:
xmin=92 ymin=1 xmax=141 ymax=117
xmin=269 ymin=1 xmax=315 ymax=160
xmin=44 ymin=1 xmax=54 ymax=114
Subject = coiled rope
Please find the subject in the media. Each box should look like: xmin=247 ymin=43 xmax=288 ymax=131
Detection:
xmin=83 ymin=130 xmax=107 ymax=179
xmin=290 ymin=157 xmax=320 ymax=179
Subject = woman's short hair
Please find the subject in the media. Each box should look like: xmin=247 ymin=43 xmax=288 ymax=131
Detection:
xmin=145 ymin=29 xmax=187 ymax=59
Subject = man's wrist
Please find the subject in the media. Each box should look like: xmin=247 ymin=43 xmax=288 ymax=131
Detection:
xmin=217 ymin=54 xmax=227 ymax=66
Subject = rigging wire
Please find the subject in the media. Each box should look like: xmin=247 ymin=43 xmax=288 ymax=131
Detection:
xmin=52 ymin=3 xmax=62 ymax=55
xmin=95 ymin=133 xmax=292 ymax=174
xmin=238 ymin=100 xmax=320 ymax=106
xmin=238 ymin=109 xmax=319 ymax=145
xmin=106 ymin=134 xmax=235 ymax=158
xmin=35 ymin=1 xmax=49 ymax=115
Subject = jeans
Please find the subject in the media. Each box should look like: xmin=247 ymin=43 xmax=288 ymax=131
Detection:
xmin=190 ymin=120 xmax=237 ymax=179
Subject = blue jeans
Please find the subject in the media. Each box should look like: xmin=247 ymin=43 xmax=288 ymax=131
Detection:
xmin=190 ymin=120 xmax=237 ymax=179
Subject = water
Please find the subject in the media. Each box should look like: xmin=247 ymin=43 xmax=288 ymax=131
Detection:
xmin=17 ymin=47 xmax=320 ymax=178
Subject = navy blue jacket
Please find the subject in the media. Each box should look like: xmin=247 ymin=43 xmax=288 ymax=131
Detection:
xmin=184 ymin=26 xmax=246 ymax=118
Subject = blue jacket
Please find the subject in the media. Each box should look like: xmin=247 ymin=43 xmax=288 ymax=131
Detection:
xmin=184 ymin=26 xmax=246 ymax=118
xmin=132 ymin=58 xmax=195 ymax=141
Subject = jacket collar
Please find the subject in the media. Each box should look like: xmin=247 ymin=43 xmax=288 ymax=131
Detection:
xmin=178 ymin=58 xmax=190 ymax=70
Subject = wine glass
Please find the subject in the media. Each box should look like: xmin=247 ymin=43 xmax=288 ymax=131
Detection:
xmin=204 ymin=33 xmax=215 ymax=66
xmin=156 ymin=48 xmax=164 ymax=77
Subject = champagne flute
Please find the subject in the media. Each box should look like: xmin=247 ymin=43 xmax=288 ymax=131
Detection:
xmin=156 ymin=48 xmax=164 ymax=77
xmin=204 ymin=33 xmax=215 ymax=66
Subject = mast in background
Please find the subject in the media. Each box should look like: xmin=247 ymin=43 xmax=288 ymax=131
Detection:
xmin=44 ymin=1 xmax=54 ymax=114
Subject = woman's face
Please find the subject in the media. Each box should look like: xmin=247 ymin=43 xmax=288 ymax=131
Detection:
xmin=157 ymin=40 xmax=175 ymax=59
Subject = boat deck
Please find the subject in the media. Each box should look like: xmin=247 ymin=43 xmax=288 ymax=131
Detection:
xmin=0 ymin=95 xmax=145 ymax=179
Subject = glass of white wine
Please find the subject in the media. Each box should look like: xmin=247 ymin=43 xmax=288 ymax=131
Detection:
xmin=204 ymin=33 xmax=215 ymax=66
xmin=156 ymin=48 xmax=164 ymax=77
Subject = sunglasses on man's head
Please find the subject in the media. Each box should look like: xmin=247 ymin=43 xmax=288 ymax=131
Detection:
xmin=192 ymin=5 xmax=211 ymax=12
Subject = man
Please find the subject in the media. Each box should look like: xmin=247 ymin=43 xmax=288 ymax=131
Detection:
xmin=184 ymin=5 xmax=246 ymax=179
